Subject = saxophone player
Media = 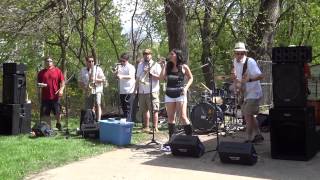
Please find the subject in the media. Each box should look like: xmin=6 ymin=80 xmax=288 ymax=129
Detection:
xmin=78 ymin=56 xmax=106 ymax=121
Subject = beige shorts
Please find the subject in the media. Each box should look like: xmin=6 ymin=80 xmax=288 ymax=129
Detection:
xmin=241 ymin=98 xmax=260 ymax=116
xmin=139 ymin=92 xmax=160 ymax=113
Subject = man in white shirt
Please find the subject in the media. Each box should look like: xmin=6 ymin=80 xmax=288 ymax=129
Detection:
xmin=78 ymin=56 xmax=106 ymax=121
xmin=136 ymin=49 xmax=162 ymax=133
xmin=115 ymin=53 xmax=136 ymax=119
xmin=231 ymin=42 xmax=264 ymax=143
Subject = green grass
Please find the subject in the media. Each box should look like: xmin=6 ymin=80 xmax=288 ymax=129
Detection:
xmin=0 ymin=118 xmax=149 ymax=180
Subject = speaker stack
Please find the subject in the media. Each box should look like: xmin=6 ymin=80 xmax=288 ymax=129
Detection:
xmin=270 ymin=46 xmax=318 ymax=161
xmin=0 ymin=63 xmax=31 ymax=135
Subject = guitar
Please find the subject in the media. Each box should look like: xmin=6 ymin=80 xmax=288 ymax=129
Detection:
xmin=233 ymin=57 xmax=249 ymax=107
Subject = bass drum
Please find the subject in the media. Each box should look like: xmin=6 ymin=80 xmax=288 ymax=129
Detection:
xmin=190 ymin=102 xmax=224 ymax=132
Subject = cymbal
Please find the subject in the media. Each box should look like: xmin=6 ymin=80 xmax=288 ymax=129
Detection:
xmin=215 ymin=75 xmax=230 ymax=80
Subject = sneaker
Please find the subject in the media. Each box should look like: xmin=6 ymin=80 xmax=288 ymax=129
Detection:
xmin=142 ymin=128 xmax=150 ymax=133
xmin=252 ymin=134 xmax=264 ymax=144
xmin=56 ymin=123 xmax=62 ymax=131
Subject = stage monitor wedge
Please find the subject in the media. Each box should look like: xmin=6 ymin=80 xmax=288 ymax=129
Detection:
xmin=170 ymin=135 xmax=205 ymax=157
xmin=218 ymin=141 xmax=257 ymax=165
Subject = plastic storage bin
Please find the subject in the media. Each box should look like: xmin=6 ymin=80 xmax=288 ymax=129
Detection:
xmin=99 ymin=119 xmax=134 ymax=146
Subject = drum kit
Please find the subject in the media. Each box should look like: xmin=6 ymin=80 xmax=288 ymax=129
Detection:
xmin=190 ymin=76 xmax=245 ymax=134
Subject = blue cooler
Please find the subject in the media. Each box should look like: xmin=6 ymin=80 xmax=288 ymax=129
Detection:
xmin=99 ymin=119 xmax=134 ymax=146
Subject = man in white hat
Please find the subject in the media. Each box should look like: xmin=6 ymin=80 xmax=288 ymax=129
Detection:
xmin=231 ymin=42 xmax=264 ymax=143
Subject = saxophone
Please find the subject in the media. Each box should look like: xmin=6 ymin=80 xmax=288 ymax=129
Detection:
xmin=87 ymin=66 xmax=96 ymax=95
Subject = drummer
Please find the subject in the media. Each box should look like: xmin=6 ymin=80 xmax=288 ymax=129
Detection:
xmin=159 ymin=49 xmax=193 ymax=141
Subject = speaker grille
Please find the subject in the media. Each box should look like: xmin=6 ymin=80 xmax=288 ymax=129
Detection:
xmin=272 ymin=63 xmax=306 ymax=107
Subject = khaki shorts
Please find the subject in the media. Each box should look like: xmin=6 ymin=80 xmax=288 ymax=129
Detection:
xmin=139 ymin=92 xmax=160 ymax=113
xmin=241 ymin=98 xmax=260 ymax=116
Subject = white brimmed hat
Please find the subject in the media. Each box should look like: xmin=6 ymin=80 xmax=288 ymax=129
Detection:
xmin=234 ymin=42 xmax=248 ymax=52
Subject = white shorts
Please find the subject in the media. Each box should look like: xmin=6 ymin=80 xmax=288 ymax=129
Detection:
xmin=165 ymin=95 xmax=187 ymax=103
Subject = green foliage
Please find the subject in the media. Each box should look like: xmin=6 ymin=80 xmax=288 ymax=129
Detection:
xmin=0 ymin=118 xmax=149 ymax=180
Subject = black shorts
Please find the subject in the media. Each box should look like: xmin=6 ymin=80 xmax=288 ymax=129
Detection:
xmin=41 ymin=99 xmax=61 ymax=117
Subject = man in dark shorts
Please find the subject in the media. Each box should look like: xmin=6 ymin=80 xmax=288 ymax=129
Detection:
xmin=38 ymin=57 xmax=65 ymax=130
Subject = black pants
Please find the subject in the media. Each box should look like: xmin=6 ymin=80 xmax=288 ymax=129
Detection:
xmin=120 ymin=94 xmax=131 ymax=118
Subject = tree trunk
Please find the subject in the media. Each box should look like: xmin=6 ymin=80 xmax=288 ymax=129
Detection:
xmin=164 ymin=0 xmax=189 ymax=62
xmin=200 ymin=0 xmax=214 ymax=88
xmin=246 ymin=0 xmax=280 ymax=107
xmin=246 ymin=0 xmax=280 ymax=61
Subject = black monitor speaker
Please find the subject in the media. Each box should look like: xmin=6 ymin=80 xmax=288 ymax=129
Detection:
xmin=169 ymin=135 xmax=205 ymax=157
xmin=218 ymin=141 xmax=257 ymax=165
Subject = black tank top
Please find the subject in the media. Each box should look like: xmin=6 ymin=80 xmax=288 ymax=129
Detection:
xmin=166 ymin=65 xmax=184 ymax=98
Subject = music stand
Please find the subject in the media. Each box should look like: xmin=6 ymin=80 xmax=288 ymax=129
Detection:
xmin=144 ymin=62 xmax=160 ymax=147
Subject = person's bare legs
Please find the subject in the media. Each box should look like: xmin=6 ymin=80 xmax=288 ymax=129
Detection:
xmin=143 ymin=110 xmax=150 ymax=131
xmin=176 ymin=101 xmax=192 ymax=135
xmin=166 ymin=102 xmax=176 ymax=137
xmin=96 ymin=104 xmax=102 ymax=121
xmin=153 ymin=111 xmax=159 ymax=131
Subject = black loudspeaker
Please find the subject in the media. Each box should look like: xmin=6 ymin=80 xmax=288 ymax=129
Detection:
xmin=272 ymin=63 xmax=306 ymax=107
xmin=3 ymin=63 xmax=26 ymax=75
xmin=0 ymin=103 xmax=32 ymax=135
xmin=272 ymin=46 xmax=312 ymax=63
xmin=218 ymin=141 xmax=257 ymax=165
xmin=270 ymin=107 xmax=318 ymax=161
xmin=169 ymin=135 xmax=205 ymax=157
xmin=2 ymin=74 xmax=26 ymax=104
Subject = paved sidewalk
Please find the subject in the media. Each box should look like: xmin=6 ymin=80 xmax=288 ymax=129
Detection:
xmin=25 ymin=132 xmax=320 ymax=180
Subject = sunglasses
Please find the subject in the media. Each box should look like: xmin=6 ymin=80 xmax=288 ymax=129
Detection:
xmin=235 ymin=52 xmax=245 ymax=56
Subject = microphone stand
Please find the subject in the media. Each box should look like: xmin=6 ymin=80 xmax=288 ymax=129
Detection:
xmin=211 ymin=80 xmax=220 ymax=161
xmin=62 ymin=74 xmax=74 ymax=139
xmin=145 ymin=62 xmax=160 ymax=146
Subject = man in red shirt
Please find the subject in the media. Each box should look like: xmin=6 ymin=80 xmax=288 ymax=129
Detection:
xmin=38 ymin=57 xmax=65 ymax=130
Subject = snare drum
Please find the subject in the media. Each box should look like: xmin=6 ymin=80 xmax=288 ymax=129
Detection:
xmin=190 ymin=102 xmax=224 ymax=132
